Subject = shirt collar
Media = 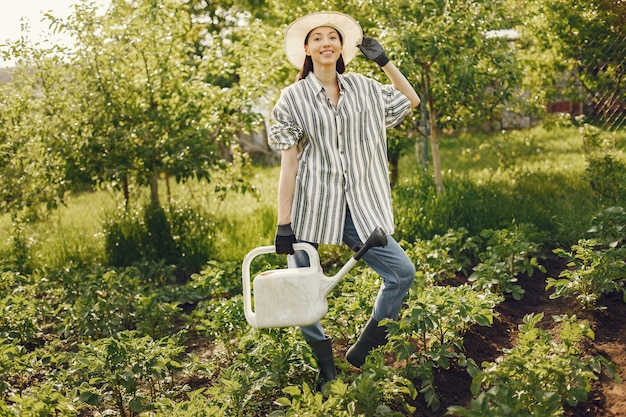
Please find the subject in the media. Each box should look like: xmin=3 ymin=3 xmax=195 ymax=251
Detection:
xmin=304 ymin=72 xmax=347 ymax=95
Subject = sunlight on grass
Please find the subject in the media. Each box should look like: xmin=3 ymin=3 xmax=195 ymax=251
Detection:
xmin=3 ymin=124 xmax=623 ymax=267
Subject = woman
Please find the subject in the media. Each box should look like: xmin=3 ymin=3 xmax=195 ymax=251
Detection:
xmin=269 ymin=11 xmax=420 ymax=388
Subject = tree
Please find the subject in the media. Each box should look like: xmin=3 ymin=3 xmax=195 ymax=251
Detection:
xmin=0 ymin=41 xmax=73 ymax=221
xmin=36 ymin=0 xmax=280 ymax=209
xmin=358 ymin=0 xmax=523 ymax=193
xmin=521 ymin=0 xmax=625 ymax=129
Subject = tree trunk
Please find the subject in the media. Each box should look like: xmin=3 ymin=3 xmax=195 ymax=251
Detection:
xmin=123 ymin=174 xmax=130 ymax=209
xmin=423 ymin=67 xmax=445 ymax=194
xmin=389 ymin=154 xmax=399 ymax=187
xmin=149 ymin=169 xmax=160 ymax=207
xmin=430 ymin=127 xmax=444 ymax=194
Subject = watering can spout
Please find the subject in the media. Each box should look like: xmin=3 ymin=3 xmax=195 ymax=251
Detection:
xmin=242 ymin=227 xmax=387 ymax=329
xmin=353 ymin=227 xmax=387 ymax=260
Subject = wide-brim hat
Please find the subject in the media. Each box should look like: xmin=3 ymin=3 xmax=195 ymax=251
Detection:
xmin=284 ymin=11 xmax=363 ymax=69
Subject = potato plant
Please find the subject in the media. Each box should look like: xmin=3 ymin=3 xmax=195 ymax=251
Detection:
xmin=469 ymin=223 xmax=546 ymax=300
xmin=386 ymin=284 xmax=503 ymax=411
xmin=448 ymin=313 xmax=620 ymax=417
xmin=547 ymin=239 xmax=626 ymax=309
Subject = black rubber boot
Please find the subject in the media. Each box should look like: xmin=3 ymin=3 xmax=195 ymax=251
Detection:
xmin=308 ymin=338 xmax=337 ymax=390
xmin=346 ymin=318 xmax=388 ymax=368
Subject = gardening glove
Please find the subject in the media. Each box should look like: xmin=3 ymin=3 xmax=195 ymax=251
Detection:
xmin=358 ymin=36 xmax=390 ymax=67
xmin=275 ymin=223 xmax=297 ymax=255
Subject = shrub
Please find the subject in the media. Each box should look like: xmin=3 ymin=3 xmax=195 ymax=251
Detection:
xmin=582 ymin=124 xmax=626 ymax=205
xmin=103 ymin=202 xmax=216 ymax=279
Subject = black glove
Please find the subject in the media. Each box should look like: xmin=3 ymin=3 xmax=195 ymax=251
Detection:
xmin=275 ymin=223 xmax=297 ymax=255
xmin=358 ymin=36 xmax=390 ymax=67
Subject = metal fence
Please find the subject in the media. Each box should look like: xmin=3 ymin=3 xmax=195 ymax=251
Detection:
xmin=581 ymin=35 xmax=626 ymax=131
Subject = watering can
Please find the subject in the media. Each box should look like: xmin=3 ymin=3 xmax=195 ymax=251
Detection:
xmin=242 ymin=227 xmax=387 ymax=329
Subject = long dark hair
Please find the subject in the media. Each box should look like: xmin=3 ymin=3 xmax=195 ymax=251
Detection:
xmin=296 ymin=29 xmax=346 ymax=81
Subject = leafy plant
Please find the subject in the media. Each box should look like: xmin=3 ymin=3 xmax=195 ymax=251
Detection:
xmin=448 ymin=313 xmax=620 ymax=417
xmin=586 ymin=206 xmax=626 ymax=248
xmin=272 ymin=382 xmax=358 ymax=417
xmin=72 ymin=330 xmax=187 ymax=416
xmin=582 ymin=124 xmax=626 ymax=205
xmin=469 ymin=223 xmax=546 ymax=300
xmin=547 ymin=239 xmax=626 ymax=309
xmin=405 ymin=228 xmax=478 ymax=285
xmin=57 ymin=267 xmax=143 ymax=340
xmin=0 ymin=339 xmax=24 ymax=395
xmin=324 ymin=266 xmax=383 ymax=343
xmin=152 ymin=388 xmax=227 ymax=416
xmin=273 ymin=373 xmax=415 ymax=417
xmin=7 ymin=382 xmax=78 ymax=417
xmin=387 ymin=284 xmax=502 ymax=411
xmin=192 ymin=295 xmax=248 ymax=357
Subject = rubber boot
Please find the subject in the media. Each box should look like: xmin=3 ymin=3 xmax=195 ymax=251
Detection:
xmin=346 ymin=318 xmax=388 ymax=368
xmin=307 ymin=338 xmax=337 ymax=390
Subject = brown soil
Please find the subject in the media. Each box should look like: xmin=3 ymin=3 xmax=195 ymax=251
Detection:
xmin=376 ymin=257 xmax=626 ymax=416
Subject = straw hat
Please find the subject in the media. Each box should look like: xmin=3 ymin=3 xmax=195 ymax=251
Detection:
xmin=284 ymin=11 xmax=363 ymax=69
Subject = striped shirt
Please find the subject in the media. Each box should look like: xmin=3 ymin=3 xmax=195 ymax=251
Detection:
xmin=269 ymin=71 xmax=412 ymax=245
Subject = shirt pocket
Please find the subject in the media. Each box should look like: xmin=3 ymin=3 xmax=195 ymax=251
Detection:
xmin=344 ymin=108 xmax=372 ymax=142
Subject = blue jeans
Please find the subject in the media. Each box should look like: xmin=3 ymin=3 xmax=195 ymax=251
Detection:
xmin=290 ymin=209 xmax=415 ymax=342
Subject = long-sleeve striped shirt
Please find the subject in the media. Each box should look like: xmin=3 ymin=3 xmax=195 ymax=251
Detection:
xmin=269 ymin=71 xmax=412 ymax=245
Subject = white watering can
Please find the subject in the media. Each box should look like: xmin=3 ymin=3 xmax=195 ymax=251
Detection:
xmin=242 ymin=227 xmax=387 ymax=329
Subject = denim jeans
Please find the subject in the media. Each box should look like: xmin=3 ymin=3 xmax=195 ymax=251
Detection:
xmin=290 ymin=209 xmax=415 ymax=342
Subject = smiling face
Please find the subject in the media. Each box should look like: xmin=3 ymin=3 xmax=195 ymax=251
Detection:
xmin=304 ymin=26 xmax=344 ymax=68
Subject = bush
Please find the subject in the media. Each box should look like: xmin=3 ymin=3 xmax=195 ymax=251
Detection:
xmin=392 ymin=173 xmax=553 ymax=244
xmin=103 ymin=202 xmax=216 ymax=279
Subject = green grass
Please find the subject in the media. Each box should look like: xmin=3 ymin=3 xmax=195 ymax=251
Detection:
xmin=2 ymin=124 xmax=624 ymax=270
xmin=393 ymin=125 xmax=622 ymax=245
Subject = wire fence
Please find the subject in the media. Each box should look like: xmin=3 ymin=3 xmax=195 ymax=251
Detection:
xmin=581 ymin=35 xmax=626 ymax=131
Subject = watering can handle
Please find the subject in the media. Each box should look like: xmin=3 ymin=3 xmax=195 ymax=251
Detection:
xmin=242 ymin=243 xmax=321 ymax=328
xmin=353 ymin=227 xmax=387 ymax=260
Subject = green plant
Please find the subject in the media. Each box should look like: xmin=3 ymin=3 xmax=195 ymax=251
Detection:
xmin=448 ymin=313 xmax=620 ymax=417
xmin=0 ymin=339 xmax=24 ymax=395
xmin=152 ymin=388 xmax=227 ymax=416
xmin=586 ymin=206 xmax=626 ymax=248
xmin=167 ymin=201 xmax=216 ymax=275
xmin=547 ymin=239 xmax=626 ymax=309
xmin=469 ymin=223 xmax=546 ymax=300
xmin=0 ymin=272 xmax=44 ymax=346
xmin=192 ymin=295 xmax=248 ymax=357
xmin=582 ymin=124 xmax=626 ymax=205
xmin=272 ymin=382 xmax=359 ymax=416
xmin=57 ymin=267 xmax=143 ymax=340
xmin=73 ymin=330 xmax=187 ymax=416
xmin=324 ymin=266 xmax=383 ymax=343
xmin=273 ymin=372 xmax=415 ymax=417
xmin=134 ymin=293 xmax=182 ymax=339
xmin=7 ymin=382 xmax=79 ymax=417
xmin=405 ymin=228 xmax=478 ymax=285
xmin=388 ymin=284 xmax=502 ymax=411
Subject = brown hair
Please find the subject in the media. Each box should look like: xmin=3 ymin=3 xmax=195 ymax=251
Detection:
xmin=296 ymin=29 xmax=346 ymax=81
